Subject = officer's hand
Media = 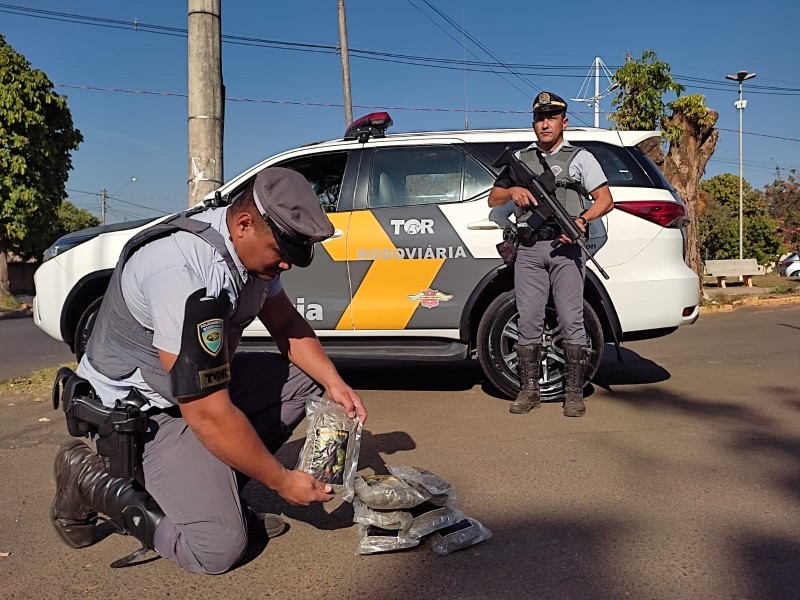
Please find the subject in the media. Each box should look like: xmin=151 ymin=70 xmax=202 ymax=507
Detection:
xmin=274 ymin=469 xmax=334 ymax=506
xmin=558 ymin=217 xmax=586 ymax=245
xmin=327 ymin=383 xmax=368 ymax=425
xmin=510 ymin=187 xmax=537 ymax=207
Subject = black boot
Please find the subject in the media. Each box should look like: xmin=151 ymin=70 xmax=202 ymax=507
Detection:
xmin=510 ymin=344 xmax=545 ymax=414
xmin=51 ymin=440 xmax=100 ymax=548
xmin=562 ymin=343 xmax=587 ymax=417
xmin=51 ymin=439 xmax=165 ymax=564
xmin=77 ymin=452 xmax=165 ymax=561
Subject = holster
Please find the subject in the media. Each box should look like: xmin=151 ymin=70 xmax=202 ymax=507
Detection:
xmin=52 ymin=367 xmax=149 ymax=479
xmin=496 ymin=227 xmax=518 ymax=265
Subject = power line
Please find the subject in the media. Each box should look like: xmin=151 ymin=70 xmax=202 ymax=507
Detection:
xmin=4 ymin=3 xmax=800 ymax=99
xmin=55 ymin=83 xmax=800 ymax=144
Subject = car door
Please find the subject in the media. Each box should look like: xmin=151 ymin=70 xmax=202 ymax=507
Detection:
xmin=342 ymin=142 xmax=500 ymax=333
xmin=241 ymin=150 xmax=360 ymax=336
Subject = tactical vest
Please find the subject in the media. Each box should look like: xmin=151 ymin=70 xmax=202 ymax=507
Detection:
xmin=518 ymin=144 xmax=585 ymax=218
xmin=85 ymin=207 xmax=244 ymax=403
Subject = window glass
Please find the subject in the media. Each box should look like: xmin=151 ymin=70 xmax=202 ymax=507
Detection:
xmin=225 ymin=152 xmax=350 ymax=213
xmin=369 ymin=146 xmax=464 ymax=208
xmin=573 ymin=142 xmax=651 ymax=187
xmin=277 ymin=152 xmax=350 ymax=212
xmin=463 ymin=154 xmax=497 ymax=200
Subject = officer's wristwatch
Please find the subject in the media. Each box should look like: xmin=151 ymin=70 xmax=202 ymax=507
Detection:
xmin=576 ymin=216 xmax=588 ymax=226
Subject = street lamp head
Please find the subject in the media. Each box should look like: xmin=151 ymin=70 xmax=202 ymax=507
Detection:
xmin=726 ymin=71 xmax=757 ymax=83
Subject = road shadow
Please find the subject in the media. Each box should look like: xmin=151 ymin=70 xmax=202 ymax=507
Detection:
xmin=592 ymin=344 xmax=671 ymax=389
xmin=333 ymin=357 xmax=484 ymax=392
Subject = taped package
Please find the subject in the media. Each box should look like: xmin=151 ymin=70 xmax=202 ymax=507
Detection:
xmin=387 ymin=465 xmax=458 ymax=506
xmin=353 ymin=474 xmax=427 ymax=510
xmin=356 ymin=525 xmax=420 ymax=555
xmin=352 ymin=497 xmax=413 ymax=534
xmin=295 ymin=396 xmax=361 ymax=501
xmin=427 ymin=518 xmax=492 ymax=556
xmin=406 ymin=500 xmax=465 ymax=539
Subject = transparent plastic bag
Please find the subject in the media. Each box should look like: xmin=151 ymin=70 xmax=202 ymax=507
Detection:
xmin=352 ymin=474 xmax=427 ymax=510
xmin=295 ymin=396 xmax=361 ymax=501
xmin=352 ymin=497 xmax=413 ymax=533
xmin=405 ymin=500 xmax=465 ymax=539
xmin=427 ymin=518 xmax=492 ymax=556
xmin=387 ymin=465 xmax=458 ymax=506
xmin=355 ymin=525 xmax=420 ymax=555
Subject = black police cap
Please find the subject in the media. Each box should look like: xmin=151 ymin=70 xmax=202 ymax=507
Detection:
xmin=532 ymin=91 xmax=568 ymax=115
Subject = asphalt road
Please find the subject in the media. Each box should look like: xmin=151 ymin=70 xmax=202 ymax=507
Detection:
xmin=0 ymin=314 xmax=75 ymax=381
xmin=1 ymin=305 xmax=799 ymax=599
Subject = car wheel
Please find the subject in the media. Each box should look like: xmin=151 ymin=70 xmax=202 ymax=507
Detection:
xmin=476 ymin=290 xmax=604 ymax=400
xmin=74 ymin=296 xmax=103 ymax=361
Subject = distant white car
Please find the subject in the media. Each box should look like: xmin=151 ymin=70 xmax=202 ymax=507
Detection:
xmin=780 ymin=252 xmax=800 ymax=278
xmin=34 ymin=113 xmax=700 ymax=399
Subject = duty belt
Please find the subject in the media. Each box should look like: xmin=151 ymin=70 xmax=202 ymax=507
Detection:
xmin=519 ymin=223 xmax=561 ymax=246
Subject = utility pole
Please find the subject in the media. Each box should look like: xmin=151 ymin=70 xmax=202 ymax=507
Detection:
xmin=187 ymin=0 xmax=224 ymax=207
xmin=337 ymin=0 xmax=353 ymax=127
xmin=571 ymin=57 xmax=617 ymax=128
xmin=100 ymin=188 xmax=107 ymax=225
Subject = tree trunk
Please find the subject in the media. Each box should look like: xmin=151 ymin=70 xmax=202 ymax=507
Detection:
xmin=0 ymin=237 xmax=12 ymax=297
xmin=638 ymin=109 xmax=720 ymax=292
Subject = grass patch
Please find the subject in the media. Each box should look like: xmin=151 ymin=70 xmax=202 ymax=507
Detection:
xmin=768 ymin=285 xmax=794 ymax=295
xmin=700 ymin=291 xmax=731 ymax=306
xmin=0 ymin=362 xmax=77 ymax=397
xmin=0 ymin=295 xmax=22 ymax=310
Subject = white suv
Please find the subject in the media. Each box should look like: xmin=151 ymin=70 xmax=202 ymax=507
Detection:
xmin=34 ymin=113 xmax=699 ymax=399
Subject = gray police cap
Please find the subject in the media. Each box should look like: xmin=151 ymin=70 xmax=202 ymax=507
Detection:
xmin=251 ymin=167 xmax=334 ymax=267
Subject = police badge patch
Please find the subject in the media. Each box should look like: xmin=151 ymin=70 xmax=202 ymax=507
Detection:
xmin=551 ymin=165 xmax=563 ymax=177
xmin=197 ymin=319 xmax=224 ymax=356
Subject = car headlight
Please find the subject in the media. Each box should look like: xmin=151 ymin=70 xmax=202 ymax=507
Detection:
xmin=42 ymin=236 xmax=94 ymax=262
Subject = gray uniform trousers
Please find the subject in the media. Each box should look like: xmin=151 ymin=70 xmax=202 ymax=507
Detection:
xmin=514 ymin=241 xmax=587 ymax=346
xmin=141 ymin=352 xmax=321 ymax=574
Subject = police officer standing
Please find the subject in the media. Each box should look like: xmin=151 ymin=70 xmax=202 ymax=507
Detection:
xmin=50 ymin=168 xmax=367 ymax=574
xmin=488 ymin=92 xmax=614 ymax=417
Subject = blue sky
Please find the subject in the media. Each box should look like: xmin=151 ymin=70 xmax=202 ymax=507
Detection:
xmin=2 ymin=1 xmax=798 ymax=224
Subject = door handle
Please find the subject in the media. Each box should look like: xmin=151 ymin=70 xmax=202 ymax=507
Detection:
xmin=323 ymin=228 xmax=344 ymax=241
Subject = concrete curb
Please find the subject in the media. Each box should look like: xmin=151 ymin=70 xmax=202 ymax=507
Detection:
xmin=0 ymin=305 xmax=33 ymax=321
xmin=699 ymin=294 xmax=800 ymax=315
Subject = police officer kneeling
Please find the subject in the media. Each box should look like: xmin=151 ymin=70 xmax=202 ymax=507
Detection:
xmin=50 ymin=168 xmax=367 ymax=573
xmin=488 ymin=92 xmax=614 ymax=417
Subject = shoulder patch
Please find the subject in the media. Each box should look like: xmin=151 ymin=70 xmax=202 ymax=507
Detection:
xmin=197 ymin=319 xmax=224 ymax=356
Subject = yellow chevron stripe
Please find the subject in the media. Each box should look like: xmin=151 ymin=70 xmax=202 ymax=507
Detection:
xmin=350 ymin=258 xmax=445 ymax=329
xmin=328 ymin=210 xmax=447 ymax=330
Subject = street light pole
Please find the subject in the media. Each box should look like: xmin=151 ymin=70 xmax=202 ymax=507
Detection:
xmin=725 ymin=70 xmax=756 ymax=260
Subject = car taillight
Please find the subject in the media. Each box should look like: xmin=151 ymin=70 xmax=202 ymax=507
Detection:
xmin=615 ymin=201 xmax=688 ymax=228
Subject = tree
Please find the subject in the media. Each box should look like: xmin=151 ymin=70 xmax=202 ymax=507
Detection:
xmin=56 ymin=200 xmax=100 ymax=239
xmin=699 ymin=173 xmax=784 ymax=264
xmin=0 ymin=34 xmax=82 ymax=296
xmin=763 ymin=169 xmax=800 ymax=252
xmin=610 ymin=51 xmax=718 ymax=287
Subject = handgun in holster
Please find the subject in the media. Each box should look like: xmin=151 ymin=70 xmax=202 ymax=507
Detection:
xmin=52 ymin=367 xmax=149 ymax=479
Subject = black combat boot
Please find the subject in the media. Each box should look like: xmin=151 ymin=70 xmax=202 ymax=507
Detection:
xmin=51 ymin=440 xmax=165 ymax=565
xmin=562 ymin=343 xmax=587 ymax=417
xmin=509 ymin=344 xmax=545 ymax=414
xmin=51 ymin=440 xmax=100 ymax=548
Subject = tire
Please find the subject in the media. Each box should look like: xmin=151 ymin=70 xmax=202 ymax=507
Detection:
xmin=74 ymin=296 xmax=103 ymax=361
xmin=476 ymin=291 xmax=604 ymax=400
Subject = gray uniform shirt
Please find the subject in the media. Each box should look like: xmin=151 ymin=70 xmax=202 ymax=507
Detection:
xmin=77 ymin=207 xmax=283 ymax=409
xmin=494 ymin=141 xmax=608 ymax=193
xmin=491 ymin=141 xmax=608 ymax=230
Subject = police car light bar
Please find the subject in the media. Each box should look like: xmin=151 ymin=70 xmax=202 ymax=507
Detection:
xmin=343 ymin=112 xmax=393 ymax=142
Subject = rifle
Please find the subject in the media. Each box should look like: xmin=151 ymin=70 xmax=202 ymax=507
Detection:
xmin=493 ymin=147 xmax=609 ymax=280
